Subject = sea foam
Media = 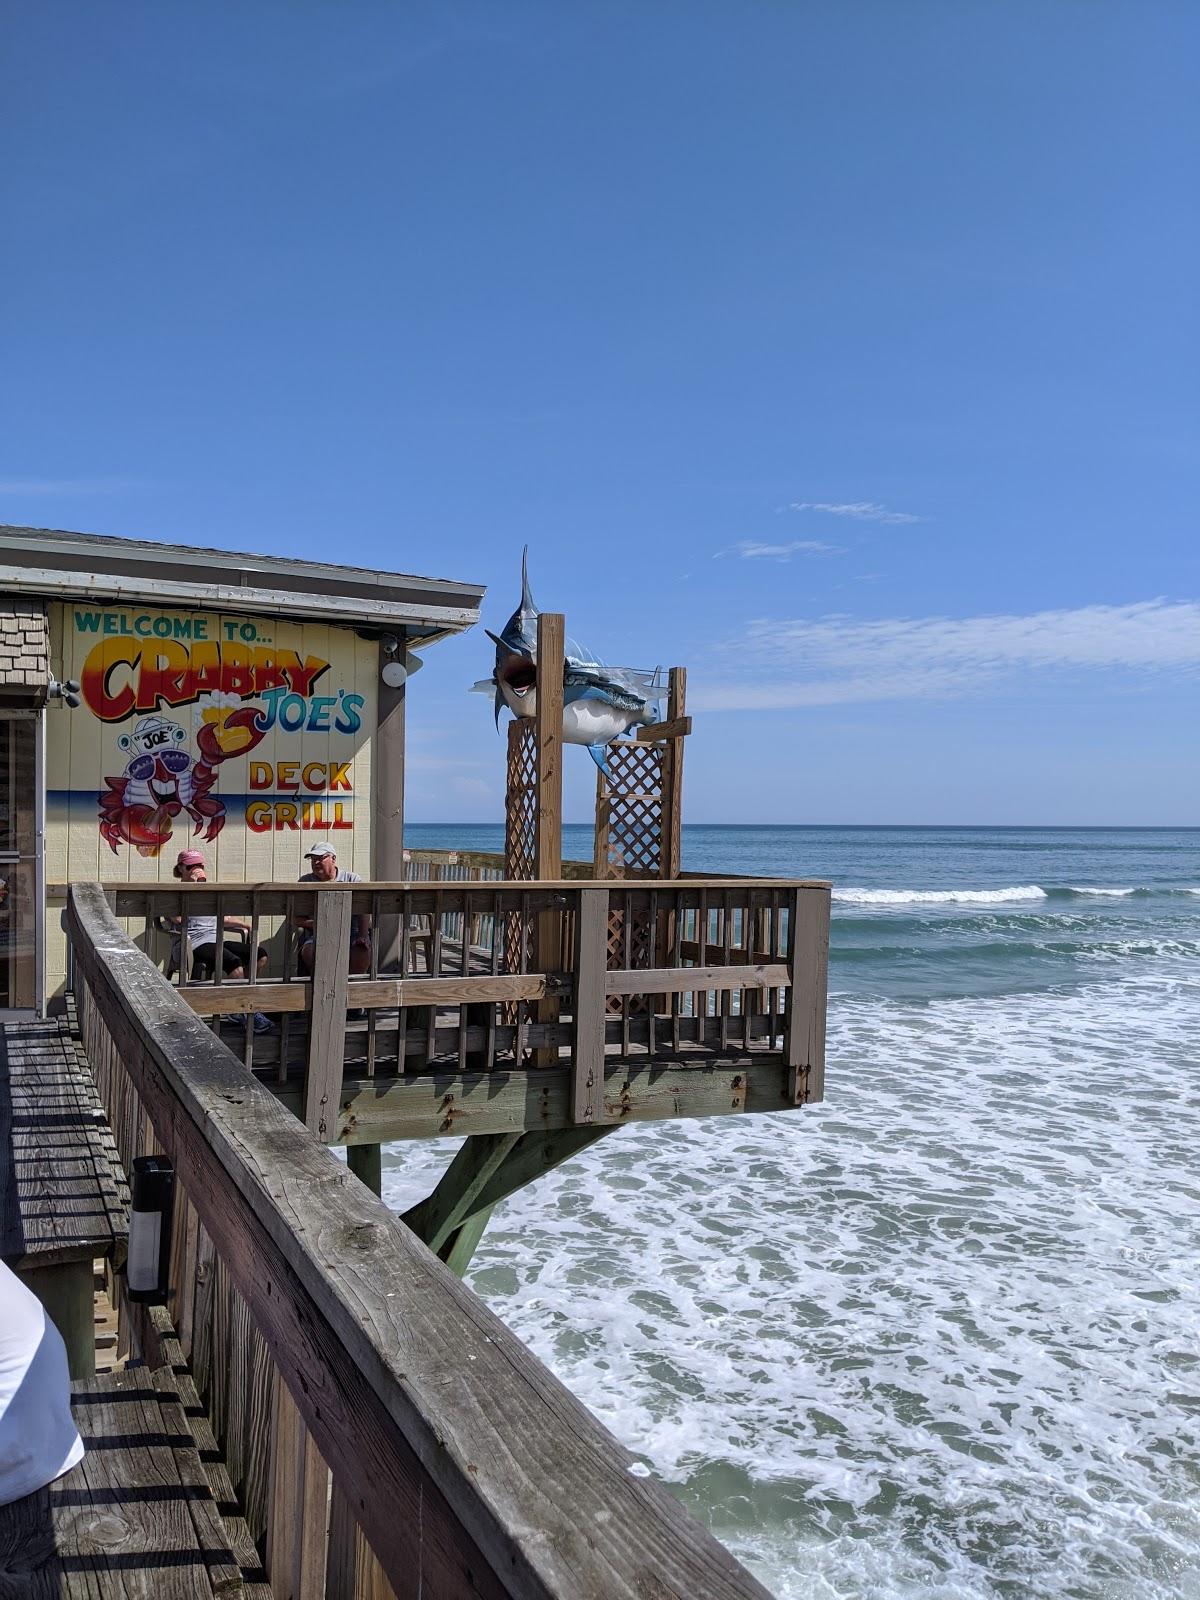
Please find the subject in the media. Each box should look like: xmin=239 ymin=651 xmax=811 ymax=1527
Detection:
xmin=381 ymin=963 xmax=1200 ymax=1600
xmin=834 ymin=885 xmax=1048 ymax=907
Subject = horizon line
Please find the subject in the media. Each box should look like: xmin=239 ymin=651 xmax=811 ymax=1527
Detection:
xmin=406 ymin=820 xmax=1198 ymax=831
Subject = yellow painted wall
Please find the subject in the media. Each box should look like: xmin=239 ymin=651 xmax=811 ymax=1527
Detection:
xmin=45 ymin=600 xmax=377 ymax=997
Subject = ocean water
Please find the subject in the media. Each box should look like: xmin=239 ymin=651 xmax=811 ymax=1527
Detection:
xmin=389 ymin=825 xmax=1200 ymax=1599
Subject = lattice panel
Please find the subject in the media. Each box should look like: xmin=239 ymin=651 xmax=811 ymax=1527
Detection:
xmin=503 ymin=720 xmax=538 ymax=993
xmin=505 ymin=720 xmax=538 ymax=881
xmin=595 ymin=740 xmax=667 ymax=1013
xmin=594 ymin=739 xmax=666 ymax=879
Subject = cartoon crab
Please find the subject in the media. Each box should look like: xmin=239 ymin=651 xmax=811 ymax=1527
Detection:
xmin=98 ymin=706 xmax=265 ymax=856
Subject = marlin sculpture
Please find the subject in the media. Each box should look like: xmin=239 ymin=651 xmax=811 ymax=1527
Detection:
xmin=473 ymin=549 xmax=665 ymax=774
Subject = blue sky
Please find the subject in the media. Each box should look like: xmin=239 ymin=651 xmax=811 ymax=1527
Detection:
xmin=2 ymin=2 xmax=1196 ymax=824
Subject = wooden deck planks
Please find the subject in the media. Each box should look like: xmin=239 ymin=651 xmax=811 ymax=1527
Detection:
xmin=0 ymin=1019 xmax=126 ymax=1271
xmin=0 ymin=1368 xmax=244 ymax=1598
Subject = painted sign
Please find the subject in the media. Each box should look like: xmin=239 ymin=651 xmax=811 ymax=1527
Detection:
xmin=50 ymin=606 xmax=372 ymax=859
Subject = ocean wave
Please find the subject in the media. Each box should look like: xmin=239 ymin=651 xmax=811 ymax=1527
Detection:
xmin=835 ymin=884 xmax=1193 ymax=908
xmin=835 ymin=936 xmax=1200 ymax=965
xmin=834 ymin=885 xmax=1047 ymax=906
xmin=384 ymin=967 xmax=1200 ymax=1600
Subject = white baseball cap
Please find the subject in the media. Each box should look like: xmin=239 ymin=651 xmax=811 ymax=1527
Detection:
xmin=304 ymin=843 xmax=336 ymax=860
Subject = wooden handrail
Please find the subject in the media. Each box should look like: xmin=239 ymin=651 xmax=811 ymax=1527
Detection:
xmin=68 ymin=881 xmax=773 ymax=1600
xmin=49 ymin=874 xmax=831 ymax=899
xmin=175 ymin=971 xmax=562 ymax=1016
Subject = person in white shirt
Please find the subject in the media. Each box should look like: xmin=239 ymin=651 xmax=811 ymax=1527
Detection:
xmin=294 ymin=844 xmax=372 ymax=976
xmin=0 ymin=1262 xmax=84 ymax=1506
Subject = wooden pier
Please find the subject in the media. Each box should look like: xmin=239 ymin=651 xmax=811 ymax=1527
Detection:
xmin=96 ymin=869 xmax=828 ymax=1262
xmin=0 ymin=867 xmax=827 ymax=1597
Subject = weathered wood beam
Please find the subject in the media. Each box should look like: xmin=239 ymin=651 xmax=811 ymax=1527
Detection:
xmin=177 ymin=969 xmax=562 ymax=1017
xmin=466 ymin=1126 xmax=617 ymax=1218
xmin=784 ymin=885 xmax=830 ymax=1105
xmin=534 ymin=611 xmax=565 ymax=1069
xmin=403 ymin=1133 xmax=523 ymax=1254
xmin=572 ymin=889 xmax=608 ymax=1123
xmin=346 ymin=1141 xmax=383 ymax=1196
xmin=403 ymin=1126 xmax=616 ymax=1261
xmin=635 ymin=714 xmax=692 ymax=742
xmin=304 ymin=889 xmax=351 ymax=1139
xmin=317 ymin=1059 xmax=791 ymax=1143
xmin=438 ymin=1206 xmax=495 ymax=1279
xmin=605 ymin=963 xmax=789 ymax=995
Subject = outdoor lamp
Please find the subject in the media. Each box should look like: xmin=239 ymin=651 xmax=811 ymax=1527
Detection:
xmin=127 ymin=1155 xmax=175 ymax=1303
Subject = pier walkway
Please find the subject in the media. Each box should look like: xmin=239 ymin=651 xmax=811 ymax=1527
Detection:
xmin=0 ymin=884 xmax=795 ymax=1598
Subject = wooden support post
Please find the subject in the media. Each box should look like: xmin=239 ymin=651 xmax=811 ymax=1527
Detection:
xmin=19 ymin=1260 xmax=96 ymax=1380
xmin=534 ymin=611 xmax=564 ymax=1068
xmin=304 ymin=890 xmax=352 ymax=1140
xmin=373 ymin=640 xmax=406 ymax=972
xmin=662 ymin=667 xmax=687 ymax=882
xmin=267 ymin=1371 xmax=329 ymax=1600
xmin=346 ymin=1142 xmax=382 ymax=1196
xmin=534 ymin=611 xmax=564 ymax=881
xmin=572 ymin=888 xmax=608 ymax=1124
xmin=465 ymin=1126 xmax=616 ymax=1215
xmin=402 ymin=1126 xmax=616 ymax=1274
xmin=438 ymin=1207 xmax=494 ymax=1278
xmin=401 ymin=1132 xmax=522 ymax=1255
xmin=783 ymin=886 xmax=830 ymax=1105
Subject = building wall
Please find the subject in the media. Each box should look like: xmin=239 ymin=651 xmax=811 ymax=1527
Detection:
xmin=44 ymin=599 xmax=378 ymax=997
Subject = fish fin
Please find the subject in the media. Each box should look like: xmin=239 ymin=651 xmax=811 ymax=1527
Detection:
xmin=486 ymin=628 xmax=523 ymax=656
xmin=587 ymin=742 xmax=612 ymax=776
xmin=494 ymin=686 xmax=505 ymax=728
xmin=521 ymin=544 xmax=536 ymax=615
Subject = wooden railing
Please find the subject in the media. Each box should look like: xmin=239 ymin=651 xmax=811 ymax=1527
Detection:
xmin=104 ymin=876 xmax=830 ymax=1126
xmin=68 ymin=880 xmax=774 ymax=1600
xmin=402 ymin=846 xmax=602 ymax=881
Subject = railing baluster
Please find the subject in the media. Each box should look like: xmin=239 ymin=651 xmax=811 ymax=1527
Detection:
xmin=397 ymin=889 xmax=411 ymax=1074
xmin=725 ymin=891 xmax=737 ymax=1051
xmin=647 ymin=888 xmax=658 ymax=1059
xmin=671 ymin=888 xmax=683 ymax=1054
xmin=696 ymin=888 xmax=708 ymax=1042
xmin=456 ymin=891 xmax=470 ymax=1068
xmin=486 ymin=891 xmax=499 ymax=1070
xmin=572 ymin=888 xmax=608 ymax=1124
xmin=621 ymin=890 xmax=632 ymax=1058
xmin=769 ymin=891 xmax=781 ymax=1050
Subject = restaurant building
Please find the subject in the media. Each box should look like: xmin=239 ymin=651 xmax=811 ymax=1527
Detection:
xmin=0 ymin=525 xmax=483 ymax=1015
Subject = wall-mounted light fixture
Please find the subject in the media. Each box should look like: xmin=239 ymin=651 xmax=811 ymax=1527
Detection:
xmin=47 ymin=675 xmax=81 ymax=708
xmin=379 ymin=634 xmax=424 ymax=689
xmin=127 ymin=1155 xmax=175 ymax=1304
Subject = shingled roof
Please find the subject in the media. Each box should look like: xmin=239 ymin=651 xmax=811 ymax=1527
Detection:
xmin=0 ymin=599 xmax=50 ymax=700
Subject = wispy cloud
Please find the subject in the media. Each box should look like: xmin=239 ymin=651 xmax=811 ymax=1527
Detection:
xmin=714 ymin=539 xmax=842 ymax=562
xmin=780 ymin=500 xmax=922 ymax=524
xmin=0 ymin=476 xmax=145 ymax=496
xmin=694 ymin=599 xmax=1200 ymax=710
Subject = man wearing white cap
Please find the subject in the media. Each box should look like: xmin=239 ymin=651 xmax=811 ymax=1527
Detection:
xmin=294 ymin=844 xmax=372 ymax=979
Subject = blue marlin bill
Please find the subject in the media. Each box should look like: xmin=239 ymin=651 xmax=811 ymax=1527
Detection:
xmin=471 ymin=548 xmax=665 ymax=774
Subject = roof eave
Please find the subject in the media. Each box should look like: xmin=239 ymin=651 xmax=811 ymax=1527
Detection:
xmin=0 ymin=564 xmax=481 ymax=638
